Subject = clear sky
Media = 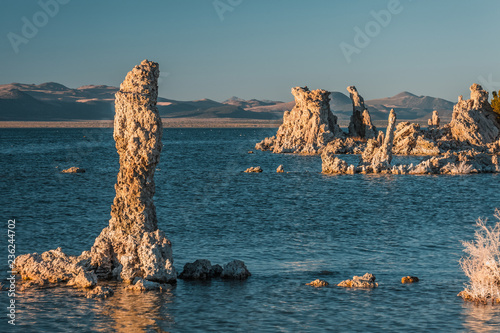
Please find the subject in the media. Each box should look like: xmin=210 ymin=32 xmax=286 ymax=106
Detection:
xmin=1 ymin=0 xmax=499 ymax=102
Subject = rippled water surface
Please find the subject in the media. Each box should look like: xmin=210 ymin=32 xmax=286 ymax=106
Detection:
xmin=1 ymin=128 xmax=500 ymax=332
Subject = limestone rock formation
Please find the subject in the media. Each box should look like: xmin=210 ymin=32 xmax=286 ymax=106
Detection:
xmin=15 ymin=60 xmax=176 ymax=294
xmin=401 ymin=276 xmax=419 ymax=284
xmin=89 ymin=60 xmax=176 ymax=284
xmin=366 ymin=109 xmax=396 ymax=171
xmin=338 ymin=273 xmax=378 ymax=288
xmin=306 ymin=279 xmax=329 ymax=287
xmin=255 ymin=87 xmax=345 ymax=154
xmin=86 ymin=286 xmax=114 ymax=299
xmin=322 ymin=137 xmax=365 ymax=155
xmin=244 ymin=166 xmax=263 ymax=173
xmin=321 ymin=154 xmax=353 ymax=174
xmin=276 ymin=165 xmax=284 ymax=173
xmin=178 ymin=259 xmax=222 ymax=280
xmin=347 ymin=86 xmax=377 ymax=139
xmin=392 ymin=122 xmax=440 ymax=155
xmin=427 ymin=110 xmax=440 ymax=128
xmin=449 ymin=84 xmax=500 ymax=146
xmin=220 ymin=260 xmax=251 ymax=280
xmin=62 ymin=167 xmax=85 ymax=173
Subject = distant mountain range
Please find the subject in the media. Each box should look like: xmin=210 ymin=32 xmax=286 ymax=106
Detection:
xmin=0 ymin=82 xmax=455 ymax=122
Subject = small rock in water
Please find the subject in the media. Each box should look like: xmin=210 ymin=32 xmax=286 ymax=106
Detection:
xmin=276 ymin=165 xmax=284 ymax=173
xmin=126 ymin=278 xmax=170 ymax=291
xmin=179 ymin=259 xmax=217 ymax=280
xmin=86 ymin=286 xmax=114 ymax=299
xmin=306 ymin=279 xmax=329 ymax=287
xmin=221 ymin=260 xmax=251 ymax=280
xmin=248 ymin=150 xmax=254 ymax=154
xmin=244 ymin=166 xmax=263 ymax=173
xmin=401 ymin=276 xmax=419 ymax=284
xmin=62 ymin=167 xmax=85 ymax=173
xmin=337 ymin=273 xmax=378 ymax=288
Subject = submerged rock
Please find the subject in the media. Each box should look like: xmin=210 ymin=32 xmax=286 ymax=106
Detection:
xmin=401 ymin=276 xmax=419 ymax=284
xmin=221 ymin=260 xmax=251 ymax=280
xmin=306 ymin=279 xmax=329 ymax=287
xmin=338 ymin=273 xmax=378 ymax=288
xmin=15 ymin=60 xmax=176 ymax=294
xmin=244 ymin=166 xmax=263 ymax=173
xmin=347 ymin=86 xmax=377 ymax=139
xmin=126 ymin=278 xmax=171 ymax=291
xmin=62 ymin=167 xmax=85 ymax=173
xmin=256 ymin=86 xmax=345 ymax=154
xmin=86 ymin=286 xmax=114 ymax=299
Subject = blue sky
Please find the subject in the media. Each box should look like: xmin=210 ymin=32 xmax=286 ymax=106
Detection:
xmin=1 ymin=0 xmax=499 ymax=102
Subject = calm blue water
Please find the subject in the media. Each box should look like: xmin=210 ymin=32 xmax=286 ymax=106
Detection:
xmin=1 ymin=128 xmax=500 ymax=332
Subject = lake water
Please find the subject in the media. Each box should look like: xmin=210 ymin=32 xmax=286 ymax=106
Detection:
xmin=1 ymin=128 xmax=500 ymax=332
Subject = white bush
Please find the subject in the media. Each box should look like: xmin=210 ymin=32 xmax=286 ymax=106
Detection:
xmin=459 ymin=210 xmax=500 ymax=304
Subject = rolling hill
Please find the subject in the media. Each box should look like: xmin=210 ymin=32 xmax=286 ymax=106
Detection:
xmin=0 ymin=82 xmax=456 ymax=123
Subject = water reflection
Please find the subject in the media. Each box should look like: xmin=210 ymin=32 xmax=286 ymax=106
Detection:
xmin=10 ymin=282 xmax=176 ymax=332
xmin=461 ymin=302 xmax=500 ymax=332
xmin=94 ymin=282 xmax=176 ymax=332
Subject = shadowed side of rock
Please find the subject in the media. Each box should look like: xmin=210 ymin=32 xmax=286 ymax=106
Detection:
xmin=347 ymin=86 xmax=377 ymax=139
xmin=256 ymin=86 xmax=345 ymax=154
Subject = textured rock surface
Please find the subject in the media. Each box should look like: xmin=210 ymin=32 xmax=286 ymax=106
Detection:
xmin=449 ymin=84 xmax=500 ymax=146
xmin=321 ymin=154 xmax=352 ymax=174
xmin=15 ymin=60 xmax=176 ymax=294
xmin=256 ymin=87 xmax=344 ymax=154
xmin=86 ymin=286 xmax=114 ymax=299
xmin=322 ymin=137 xmax=365 ymax=155
xmin=338 ymin=273 xmax=378 ymax=288
xmin=244 ymin=166 xmax=263 ymax=173
xmin=220 ymin=260 xmax=251 ymax=280
xmin=347 ymin=86 xmax=377 ymax=139
xmin=428 ymin=110 xmax=440 ymax=128
xmin=62 ymin=167 xmax=85 ymax=173
xmin=178 ymin=259 xmax=222 ymax=280
xmin=126 ymin=278 xmax=171 ymax=291
xmin=366 ymin=109 xmax=397 ymax=171
xmin=401 ymin=276 xmax=419 ymax=284
xmin=306 ymin=279 xmax=329 ymax=287
xmin=90 ymin=60 xmax=175 ymax=284
xmin=392 ymin=122 xmax=440 ymax=155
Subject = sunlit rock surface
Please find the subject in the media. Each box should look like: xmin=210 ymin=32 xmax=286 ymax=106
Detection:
xmin=401 ymin=276 xmax=419 ymax=284
xmin=449 ymin=84 xmax=500 ymax=146
xmin=256 ymin=87 xmax=345 ymax=154
xmin=15 ymin=60 xmax=176 ymax=294
xmin=306 ymin=279 xmax=329 ymax=287
xmin=338 ymin=273 xmax=378 ymax=288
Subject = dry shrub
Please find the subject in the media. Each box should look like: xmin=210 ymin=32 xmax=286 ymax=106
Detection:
xmin=459 ymin=210 xmax=500 ymax=304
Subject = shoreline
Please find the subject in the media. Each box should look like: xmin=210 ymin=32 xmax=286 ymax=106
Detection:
xmin=0 ymin=119 xmax=438 ymax=129
xmin=0 ymin=118 xmax=283 ymax=129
